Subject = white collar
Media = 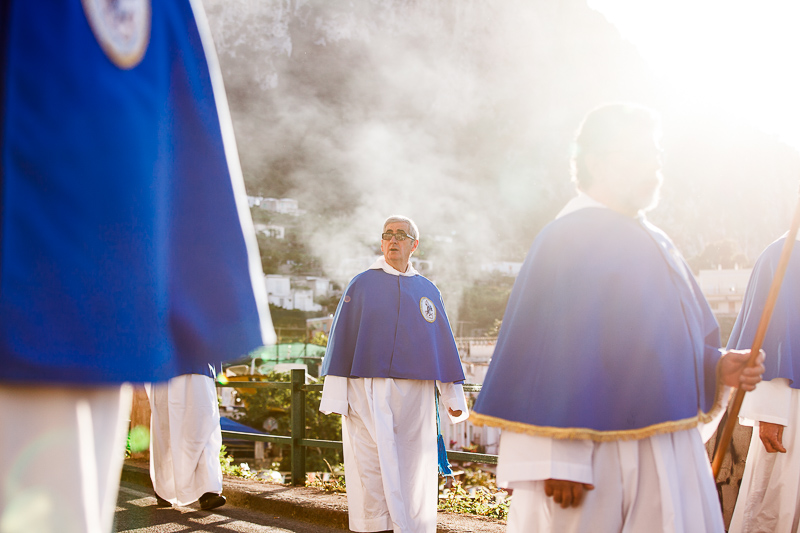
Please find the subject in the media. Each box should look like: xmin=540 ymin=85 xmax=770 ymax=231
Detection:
xmin=369 ymin=256 xmax=418 ymax=277
xmin=556 ymin=191 xmax=646 ymax=223
xmin=555 ymin=192 xmax=608 ymax=219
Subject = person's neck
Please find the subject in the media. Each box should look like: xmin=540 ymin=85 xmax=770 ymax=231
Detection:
xmin=386 ymin=259 xmax=409 ymax=273
xmin=582 ymin=188 xmax=638 ymax=218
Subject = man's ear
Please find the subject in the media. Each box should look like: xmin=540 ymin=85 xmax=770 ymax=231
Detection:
xmin=411 ymin=240 xmax=419 ymax=253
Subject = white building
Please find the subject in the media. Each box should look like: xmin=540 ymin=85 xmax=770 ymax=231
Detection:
xmin=306 ymin=315 xmax=334 ymax=336
xmin=265 ymin=274 xmax=331 ymax=313
xmin=259 ymin=197 xmax=300 ymax=215
xmin=265 ymin=274 xmax=300 ymax=309
xmin=292 ymin=289 xmax=321 ymax=312
xmin=697 ymin=266 xmax=753 ymax=315
xmin=265 ymin=274 xmax=291 ymax=297
xmin=304 ymin=276 xmax=332 ymax=298
xmin=253 ymin=224 xmax=285 ymax=239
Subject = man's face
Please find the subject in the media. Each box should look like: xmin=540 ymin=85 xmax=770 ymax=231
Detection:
xmin=380 ymin=221 xmax=418 ymax=271
xmin=587 ymin=130 xmax=663 ymax=216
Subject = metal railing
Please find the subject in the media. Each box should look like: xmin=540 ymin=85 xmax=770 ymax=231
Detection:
xmin=217 ymin=369 xmax=497 ymax=485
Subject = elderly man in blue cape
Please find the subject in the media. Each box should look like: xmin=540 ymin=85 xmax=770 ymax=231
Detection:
xmin=319 ymin=215 xmax=469 ymax=533
xmin=470 ymin=103 xmax=764 ymax=533
xmin=0 ymin=2 xmax=274 ymax=532
xmin=728 ymin=229 xmax=800 ymax=532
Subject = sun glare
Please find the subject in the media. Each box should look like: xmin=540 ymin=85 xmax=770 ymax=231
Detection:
xmin=588 ymin=0 xmax=800 ymax=150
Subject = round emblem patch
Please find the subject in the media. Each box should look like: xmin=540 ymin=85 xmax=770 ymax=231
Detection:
xmin=419 ymin=297 xmax=436 ymax=323
xmin=82 ymin=0 xmax=151 ymax=69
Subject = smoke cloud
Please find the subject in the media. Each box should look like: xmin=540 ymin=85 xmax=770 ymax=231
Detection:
xmin=202 ymin=0 xmax=800 ymax=324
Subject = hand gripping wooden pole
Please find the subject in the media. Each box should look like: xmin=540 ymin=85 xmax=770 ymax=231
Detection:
xmin=711 ymin=193 xmax=800 ymax=479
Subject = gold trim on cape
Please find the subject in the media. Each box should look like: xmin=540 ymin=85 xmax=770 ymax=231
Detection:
xmin=470 ymin=364 xmax=729 ymax=442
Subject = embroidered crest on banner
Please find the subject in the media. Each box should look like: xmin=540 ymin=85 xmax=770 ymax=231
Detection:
xmin=82 ymin=0 xmax=151 ymax=69
xmin=420 ymin=297 xmax=436 ymax=323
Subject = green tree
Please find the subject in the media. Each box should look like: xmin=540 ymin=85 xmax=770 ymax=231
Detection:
xmin=484 ymin=318 xmax=502 ymax=338
xmin=309 ymin=331 xmax=329 ymax=347
xmin=687 ymin=239 xmax=750 ymax=274
xmin=457 ymin=274 xmax=515 ymax=336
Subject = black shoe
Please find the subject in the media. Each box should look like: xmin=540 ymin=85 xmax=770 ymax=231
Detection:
xmin=198 ymin=492 xmax=226 ymax=511
xmin=154 ymin=493 xmax=171 ymax=507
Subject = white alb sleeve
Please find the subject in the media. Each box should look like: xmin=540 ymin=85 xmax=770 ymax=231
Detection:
xmin=319 ymin=375 xmax=349 ymax=416
xmin=698 ymin=383 xmax=732 ymax=443
xmin=436 ymin=381 xmax=469 ymax=424
xmin=496 ymin=430 xmax=594 ymax=487
xmin=738 ymin=378 xmax=792 ymax=427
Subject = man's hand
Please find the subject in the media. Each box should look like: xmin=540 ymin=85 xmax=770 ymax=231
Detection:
xmin=544 ymin=479 xmax=594 ymax=508
xmin=718 ymin=349 xmax=765 ymax=391
xmin=448 ymin=408 xmax=462 ymax=417
xmin=760 ymin=421 xmax=787 ymax=453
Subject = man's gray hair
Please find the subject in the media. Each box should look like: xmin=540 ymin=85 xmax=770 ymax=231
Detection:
xmin=383 ymin=215 xmax=419 ymax=241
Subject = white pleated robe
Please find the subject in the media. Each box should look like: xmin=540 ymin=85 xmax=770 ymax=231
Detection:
xmin=498 ymin=425 xmax=727 ymax=533
xmin=147 ymin=373 xmax=223 ymax=506
xmin=321 ymin=376 xmax=468 ymax=533
xmin=730 ymin=378 xmax=800 ymax=533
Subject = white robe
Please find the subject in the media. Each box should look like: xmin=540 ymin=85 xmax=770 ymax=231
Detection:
xmin=497 ymin=194 xmax=727 ymax=533
xmin=498 ymin=428 xmax=725 ymax=533
xmin=0 ymin=384 xmax=132 ymax=533
xmin=319 ymin=257 xmax=469 ymax=533
xmin=322 ymin=377 xmax=467 ymax=533
xmin=729 ymin=378 xmax=800 ymax=533
xmin=147 ymin=373 xmax=223 ymax=506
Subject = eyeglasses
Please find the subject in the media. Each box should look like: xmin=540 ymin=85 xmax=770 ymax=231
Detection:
xmin=381 ymin=231 xmax=415 ymax=241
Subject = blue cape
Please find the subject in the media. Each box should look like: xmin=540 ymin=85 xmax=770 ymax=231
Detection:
xmin=471 ymin=208 xmax=722 ymax=441
xmin=727 ymin=237 xmax=800 ymax=387
xmin=0 ymin=0 xmax=271 ymax=384
xmin=321 ymin=269 xmax=465 ymax=382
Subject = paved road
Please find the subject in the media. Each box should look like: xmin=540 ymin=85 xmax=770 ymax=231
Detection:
xmin=114 ymin=482 xmax=347 ymax=533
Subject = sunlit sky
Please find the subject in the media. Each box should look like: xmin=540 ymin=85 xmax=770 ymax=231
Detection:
xmin=588 ymin=0 xmax=800 ymax=151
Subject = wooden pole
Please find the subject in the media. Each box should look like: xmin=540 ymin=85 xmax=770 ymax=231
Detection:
xmin=129 ymin=384 xmax=151 ymax=460
xmin=711 ymin=194 xmax=800 ymax=478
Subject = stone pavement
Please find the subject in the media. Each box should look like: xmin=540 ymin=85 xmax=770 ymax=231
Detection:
xmin=121 ymin=459 xmax=506 ymax=532
xmin=707 ymin=421 xmax=753 ymax=528
xmin=115 ymin=482 xmax=345 ymax=533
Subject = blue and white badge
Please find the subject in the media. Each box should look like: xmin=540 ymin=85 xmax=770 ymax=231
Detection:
xmin=82 ymin=0 xmax=151 ymax=69
xmin=419 ymin=297 xmax=436 ymax=323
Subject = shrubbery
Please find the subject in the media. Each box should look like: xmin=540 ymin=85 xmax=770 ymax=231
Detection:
xmin=235 ymin=371 xmax=343 ymax=473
